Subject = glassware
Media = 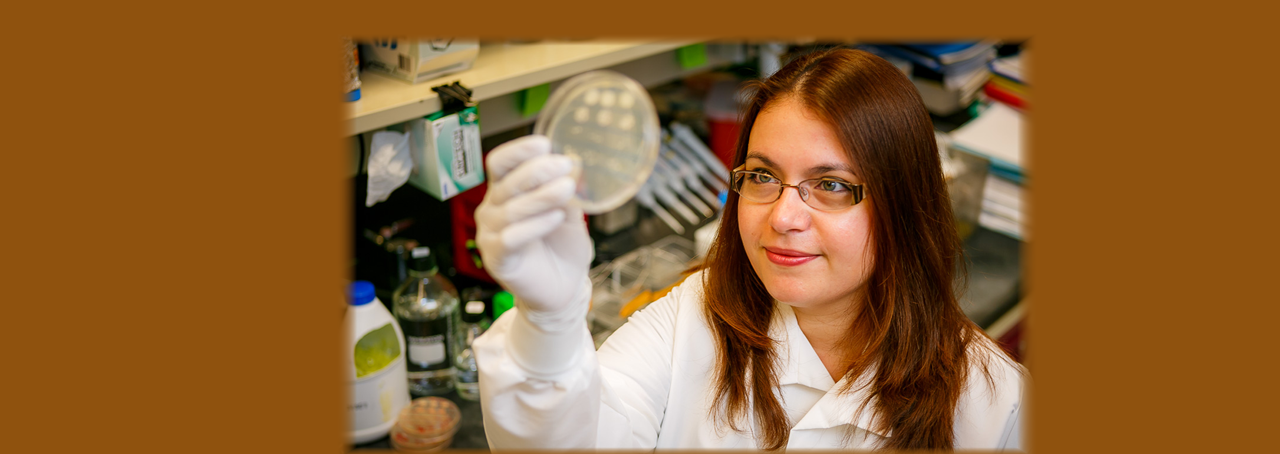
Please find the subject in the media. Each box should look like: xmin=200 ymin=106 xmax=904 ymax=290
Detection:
xmin=389 ymin=397 xmax=461 ymax=452
xmin=451 ymin=298 xmax=489 ymax=401
xmin=392 ymin=247 xmax=459 ymax=396
xmin=534 ymin=70 xmax=661 ymax=214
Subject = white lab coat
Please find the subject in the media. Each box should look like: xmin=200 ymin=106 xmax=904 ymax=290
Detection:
xmin=473 ymin=270 xmax=1026 ymax=450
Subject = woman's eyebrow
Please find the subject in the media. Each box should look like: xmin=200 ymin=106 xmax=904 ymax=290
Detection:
xmin=810 ymin=163 xmax=856 ymax=177
xmin=746 ymin=152 xmax=856 ymax=177
xmin=744 ymin=152 xmax=779 ymax=169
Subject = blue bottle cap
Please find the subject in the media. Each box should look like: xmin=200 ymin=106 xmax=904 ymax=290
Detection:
xmin=348 ymin=281 xmax=376 ymax=306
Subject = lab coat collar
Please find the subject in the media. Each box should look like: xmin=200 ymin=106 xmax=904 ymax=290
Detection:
xmin=771 ymin=303 xmax=835 ymax=390
xmin=771 ymin=303 xmax=888 ymax=437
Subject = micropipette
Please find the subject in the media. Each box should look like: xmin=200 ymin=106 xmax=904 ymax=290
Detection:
xmin=663 ymin=129 xmax=729 ymax=186
xmin=635 ymin=179 xmax=685 ymax=234
xmin=647 ymin=173 xmax=700 ymax=225
xmin=661 ymin=149 xmax=722 ymax=208
xmin=661 ymin=136 xmax=728 ymax=193
xmin=669 ymin=122 xmax=732 ymax=180
xmin=654 ymin=160 xmax=714 ymax=217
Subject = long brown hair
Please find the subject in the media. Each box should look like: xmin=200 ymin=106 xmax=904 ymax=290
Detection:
xmin=701 ymin=47 xmax=1002 ymax=450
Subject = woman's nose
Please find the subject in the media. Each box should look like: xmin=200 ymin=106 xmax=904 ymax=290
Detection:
xmin=769 ymin=186 xmax=812 ymax=233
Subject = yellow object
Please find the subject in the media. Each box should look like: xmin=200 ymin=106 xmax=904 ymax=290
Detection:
xmin=379 ymin=383 xmax=394 ymax=422
xmin=619 ymin=274 xmax=690 ymax=318
xmin=619 ymin=290 xmax=652 ymax=319
xmin=989 ymin=75 xmax=1027 ymax=95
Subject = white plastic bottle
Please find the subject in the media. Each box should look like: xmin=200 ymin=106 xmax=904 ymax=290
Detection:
xmin=345 ymin=280 xmax=410 ymax=444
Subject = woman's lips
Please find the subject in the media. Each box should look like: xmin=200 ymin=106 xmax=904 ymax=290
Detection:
xmin=764 ymin=247 xmax=818 ymax=266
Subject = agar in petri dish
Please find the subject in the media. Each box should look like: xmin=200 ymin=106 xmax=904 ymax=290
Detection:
xmin=534 ymin=70 xmax=660 ymax=214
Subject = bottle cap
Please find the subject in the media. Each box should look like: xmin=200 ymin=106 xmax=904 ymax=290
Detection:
xmin=460 ymin=300 xmax=486 ymax=323
xmin=348 ymin=281 xmax=376 ymax=306
xmin=493 ymin=291 xmax=514 ymax=320
xmin=409 ymin=246 xmax=438 ymax=273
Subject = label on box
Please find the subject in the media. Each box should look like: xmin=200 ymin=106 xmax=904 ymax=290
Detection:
xmin=429 ymin=106 xmax=484 ymax=197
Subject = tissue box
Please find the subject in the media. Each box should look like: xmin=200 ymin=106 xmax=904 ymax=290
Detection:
xmin=407 ymin=106 xmax=485 ymax=201
xmin=361 ymin=39 xmax=479 ymax=84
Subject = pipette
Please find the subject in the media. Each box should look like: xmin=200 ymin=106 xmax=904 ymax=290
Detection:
xmin=657 ymin=154 xmax=719 ymax=211
xmin=662 ymin=129 xmax=729 ymax=186
xmin=661 ymin=149 xmax=723 ymax=208
xmin=654 ymin=160 xmax=714 ymax=218
xmin=647 ymin=172 xmax=700 ymax=225
xmin=661 ymin=138 xmax=728 ymax=193
xmin=634 ymin=179 xmax=685 ymax=234
xmin=669 ymin=122 xmax=732 ymax=181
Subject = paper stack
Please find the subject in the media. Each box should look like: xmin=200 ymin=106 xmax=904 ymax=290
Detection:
xmin=949 ymin=101 xmax=1027 ymax=240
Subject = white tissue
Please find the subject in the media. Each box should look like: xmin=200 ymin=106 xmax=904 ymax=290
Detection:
xmin=366 ymin=130 xmax=413 ymax=207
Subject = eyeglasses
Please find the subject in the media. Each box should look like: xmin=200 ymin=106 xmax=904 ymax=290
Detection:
xmin=730 ymin=165 xmax=865 ymax=211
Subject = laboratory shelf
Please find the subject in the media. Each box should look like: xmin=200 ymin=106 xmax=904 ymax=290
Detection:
xmin=347 ymin=40 xmax=719 ymax=136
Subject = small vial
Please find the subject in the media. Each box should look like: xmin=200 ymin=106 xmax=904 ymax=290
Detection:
xmin=452 ymin=299 xmax=490 ymax=400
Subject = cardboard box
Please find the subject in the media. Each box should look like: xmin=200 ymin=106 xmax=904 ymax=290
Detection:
xmin=407 ymin=106 xmax=485 ymax=201
xmin=361 ymin=39 xmax=479 ymax=84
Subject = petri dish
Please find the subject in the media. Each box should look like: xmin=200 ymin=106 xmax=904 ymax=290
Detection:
xmin=534 ymin=70 xmax=660 ymax=214
xmin=390 ymin=397 xmax=460 ymax=452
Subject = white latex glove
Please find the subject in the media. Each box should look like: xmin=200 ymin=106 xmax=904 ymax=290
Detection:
xmin=474 ymin=135 xmax=594 ymax=334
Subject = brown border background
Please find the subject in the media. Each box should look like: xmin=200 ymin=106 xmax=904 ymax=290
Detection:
xmin=12 ymin=3 xmax=1275 ymax=454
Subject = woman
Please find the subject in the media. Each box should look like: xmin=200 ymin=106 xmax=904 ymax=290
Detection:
xmin=471 ymin=48 xmax=1025 ymax=450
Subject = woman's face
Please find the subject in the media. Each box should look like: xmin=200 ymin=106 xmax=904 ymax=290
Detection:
xmin=738 ymin=97 xmax=873 ymax=315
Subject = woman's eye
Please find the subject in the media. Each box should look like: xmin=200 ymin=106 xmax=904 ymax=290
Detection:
xmin=817 ymin=180 xmax=851 ymax=192
xmin=751 ymin=173 xmax=778 ymax=184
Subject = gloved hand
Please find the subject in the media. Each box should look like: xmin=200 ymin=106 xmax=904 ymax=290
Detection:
xmin=474 ymin=135 xmax=593 ymax=332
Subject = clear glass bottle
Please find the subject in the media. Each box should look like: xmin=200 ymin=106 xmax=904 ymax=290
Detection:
xmin=452 ymin=298 xmax=490 ymax=400
xmin=392 ymin=246 xmax=459 ymax=396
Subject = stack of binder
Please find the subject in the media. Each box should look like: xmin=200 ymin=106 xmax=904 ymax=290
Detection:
xmin=984 ymin=50 xmax=1028 ymax=109
xmin=857 ymin=40 xmax=1000 ymax=116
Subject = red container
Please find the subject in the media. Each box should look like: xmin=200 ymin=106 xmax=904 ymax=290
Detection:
xmin=447 ymin=161 xmax=588 ymax=284
xmin=449 ymin=184 xmax=495 ymax=284
xmin=707 ymin=119 xmax=740 ymax=169
xmin=704 ymin=79 xmax=745 ymax=169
